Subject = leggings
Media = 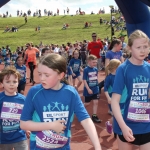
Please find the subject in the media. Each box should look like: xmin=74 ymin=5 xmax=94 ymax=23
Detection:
xmin=28 ymin=62 xmax=35 ymax=82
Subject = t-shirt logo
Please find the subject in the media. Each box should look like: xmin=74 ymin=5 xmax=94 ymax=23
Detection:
xmin=127 ymin=75 xmax=150 ymax=122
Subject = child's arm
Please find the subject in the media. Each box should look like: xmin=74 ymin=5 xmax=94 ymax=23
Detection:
xmin=111 ymin=93 xmax=135 ymax=142
xmin=70 ymin=66 xmax=76 ymax=77
xmin=20 ymin=120 xmax=66 ymax=134
xmin=80 ymin=66 xmax=83 ymax=72
xmin=83 ymin=80 xmax=93 ymax=94
xmin=104 ymin=91 xmax=111 ymax=104
xmin=81 ymin=118 xmax=102 ymax=150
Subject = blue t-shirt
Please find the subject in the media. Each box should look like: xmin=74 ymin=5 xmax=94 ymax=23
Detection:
xmin=104 ymin=73 xmax=115 ymax=97
xmin=69 ymin=58 xmax=81 ymax=73
xmin=4 ymin=57 xmax=11 ymax=66
xmin=83 ymin=66 xmax=99 ymax=96
xmin=65 ymin=66 xmax=72 ymax=78
xmin=106 ymin=50 xmax=122 ymax=60
xmin=112 ymin=59 xmax=150 ymax=135
xmin=0 ymin=92 xmax=26 ymax=144
xmin=15 ymin=64 xmax=26 ymax=85
xmin=20 ymin=84 xmax=89 ymax=150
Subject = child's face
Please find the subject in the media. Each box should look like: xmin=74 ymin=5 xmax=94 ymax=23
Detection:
xmin=2 ymin=74 xmax=18 ymax=96
xmin=130 ymin=38 xmax=149 ymax=62
xmin=73 ymin=52 xmax=79 ymax=59
xmin=114 ymin=43 xmax=122 ymax=51
xmin=17 ymin=57 xmax=23 ymax=65
xmin=43 ymin=50 xmax=49 ymax=56
xmin=88 ymin=59 xmax=97 ymax=67
xmin=38 ymin=64 xmax=64 ymax=90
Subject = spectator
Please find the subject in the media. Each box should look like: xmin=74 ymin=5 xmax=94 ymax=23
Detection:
xmin=88 ymin=32 xmax=103 ymax=71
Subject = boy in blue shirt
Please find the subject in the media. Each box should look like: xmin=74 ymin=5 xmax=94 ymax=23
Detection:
xmin=0 ymin=66 xmax=28 ymax=150
xmin=83 ymin=55 xmax=101 ymax=123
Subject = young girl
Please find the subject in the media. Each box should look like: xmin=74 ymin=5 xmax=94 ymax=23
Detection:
xmin=111 ymin=30 xmax=150 ymax=150
xmin=69 ymin=50 xmax=83 ymax=90
xmin=104 ymin=59 xmax=121 ymax=134
xmin=20 ymin=53 xmax=101 ymax=150
xmin=105 ymin=39 xmax=124 ymax=67
xmin=15 ymin=57 xmax=26 ymax=95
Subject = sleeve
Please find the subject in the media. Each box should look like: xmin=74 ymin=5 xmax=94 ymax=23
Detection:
xmin=104 ymin=76 xmax=110 ymax=92
xmin=87 ymin=43 xmax=91 ymax=51
xmin=105 ymin=51 xmax=111 ymax=59
xmin=73 ymin=90 xmax=90 ymax=122
xmin=83 ymin=68 xmax=88 ymax=80
xmin=112 ymin=66 xmax=125 ymax=95
xmin=20 ymin=87 xmax=35 ymax=121
xmin=69 ymin=59 xmax=73 ymax=67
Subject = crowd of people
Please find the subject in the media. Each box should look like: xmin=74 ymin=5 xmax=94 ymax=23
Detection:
xmin=0 ymin=29 xmax=150 ymax=150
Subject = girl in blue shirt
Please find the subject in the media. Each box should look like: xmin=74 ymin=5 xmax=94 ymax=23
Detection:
xmin=20 ymin=53 xmax=101 ymax=150
xmin=111 ymin=30 xmax=150 ymax=150
xmin=69 ymin=50 xmax=83 ymax=91
xmin=104 ymin=59 xmax=121 ymax=134
xmin=15 ymin=57 xmax=26 ymax=95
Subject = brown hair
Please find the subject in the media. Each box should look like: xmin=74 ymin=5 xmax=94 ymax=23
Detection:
xmin=0 ymin=66 xmax=21 ymax=83
xmin=109 ymin=39 xmax=122 ymax=50
xmin=39 ymin=53 xmax=68 ymax=84
xmin=105 ymin=59 xmax=121 ymax=76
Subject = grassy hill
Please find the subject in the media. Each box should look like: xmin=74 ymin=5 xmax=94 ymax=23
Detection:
xmin=0 ymin=14 xmax=127 ymax=51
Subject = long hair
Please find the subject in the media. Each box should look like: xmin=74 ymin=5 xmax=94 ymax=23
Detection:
xmin=39 ymin=53 xmax=69 ymax=84
xmin=105 ymin=59 xmax=121 ymax=76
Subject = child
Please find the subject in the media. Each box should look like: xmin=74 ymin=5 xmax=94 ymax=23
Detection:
xmin=65 ymin=66 xmax=73 ymax=86
xmin=41 ymin=47 xmax=50 ymax=56
xmin=20 ymin=53 xmax=102 ymax=150
xmin=69 ymin=50 xmax=83 ymax=90
xmin=15 ymin=57 xmax=26 ymax=95
xmin=83 ymin=55 xmax=101 ymax=123
xmin=4 ymin=53 xmax=11 ymax=67
xmin=0 ymin=66 xmax=28 ymax=150
xmin=104 ymin=59 xmax=121 ymax=134
xmin=111 ymin=30 xmax=150 ymax=150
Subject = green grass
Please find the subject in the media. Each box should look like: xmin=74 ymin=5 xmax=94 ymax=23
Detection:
xmin=0 ymin=14 xmax=127 ymax=51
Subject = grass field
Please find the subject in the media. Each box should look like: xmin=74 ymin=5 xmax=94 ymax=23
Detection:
xmin=0 ymin=13 xmax=127 ymax=51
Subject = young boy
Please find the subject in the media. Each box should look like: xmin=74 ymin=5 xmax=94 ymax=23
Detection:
xmin=0 ymin=66 xmax=28 ymax=150
xmin=83 ymin=55 xmax=101 ymax=123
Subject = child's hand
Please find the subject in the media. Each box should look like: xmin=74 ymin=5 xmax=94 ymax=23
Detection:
xmin=108 ymin=98 xmax=111 ymax=104
xmin=88 ymin=89 xmax=93 ymax=94
xmin=52 ymin=120 xmax=66 ymax=134
xmin=26 ymin=130 xmax=31 ymax=139
xmin=122 ymin=125 xmax=135 ymax=142
xmin=72 ymin=73 xmax=76 ymax=77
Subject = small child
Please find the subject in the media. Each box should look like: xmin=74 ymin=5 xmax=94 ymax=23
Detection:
xmin=20 ymin=53 xmax=102 ymax=150
xmin=69 ymin=50 xmax=83 ymax=90
xmin=83 ymin=54 xmax=101 ymax=123
xmin=111 ymin=30 xmax=150 ymax=150
xmin=41 ymin=47 xmax=50 ymax=56
xmin=4 ymin=53 xmax=12 ymax=67
xmin=15 ymin=57 xmax=26 ymax=95
xmin=104 ymin=59 xmax=121 ymax=134
xmin=0 ymin=66 xmax=28 ymax=150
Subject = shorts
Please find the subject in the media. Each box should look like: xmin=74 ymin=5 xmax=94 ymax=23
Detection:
xmin=114 ymin=132 xmax=150 ymax=145
xmin=0 ymin=140 xmax=28 ymax=150
xmin=18 ymin=83 xmax=26 ymax=93
xmin=85 ymin=93 xmax=100 ymax=103
xmin=72 ymin=72 xmax=81 ymax=79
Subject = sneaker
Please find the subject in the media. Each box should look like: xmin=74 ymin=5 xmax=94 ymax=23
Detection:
xmin=105 ymin=121 xmax=113 ymax=134
xmin=92 ymin=115 xmax=102 ymax=123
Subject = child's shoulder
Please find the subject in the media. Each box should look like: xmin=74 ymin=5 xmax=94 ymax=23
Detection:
xmin=17 ymin=93 xmax=26 ymax=100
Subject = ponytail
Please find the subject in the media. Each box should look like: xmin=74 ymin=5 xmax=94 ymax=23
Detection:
xmin=61 ymin=77 xmax=69 ymax=85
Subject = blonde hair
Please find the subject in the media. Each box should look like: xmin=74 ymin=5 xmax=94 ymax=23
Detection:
xmin=128 ymin=30 xmax=149 ymax=47
xmin=105 ymin=59 xmax=121 ymax=76
xmin=87 ymin=54 xmax=97 ymax=60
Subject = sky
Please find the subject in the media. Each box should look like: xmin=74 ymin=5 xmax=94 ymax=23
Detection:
xmin=0 ymin=0 xmax=118 ymax=16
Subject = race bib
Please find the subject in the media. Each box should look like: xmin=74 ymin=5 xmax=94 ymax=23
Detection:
xmin=36 ymin=130 xmax=68 ymax=149
xmin=88 ymin=72 xmax=97 ymax=81
xmin=127 ymin=101 xmax=150 ymax=122
xmin=0 ymin=102 xmax=23 ymax=120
